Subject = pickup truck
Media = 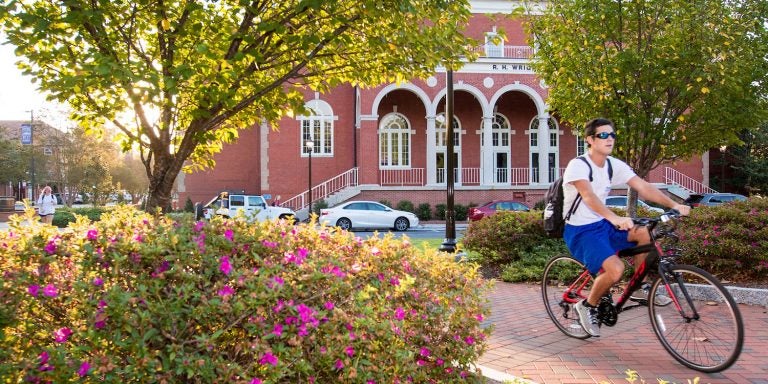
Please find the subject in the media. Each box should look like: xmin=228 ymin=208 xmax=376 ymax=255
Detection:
xmin=195 ymin=192 xmax=295 ymax=222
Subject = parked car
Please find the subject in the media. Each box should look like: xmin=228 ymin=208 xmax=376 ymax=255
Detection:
xmin=196 ymin=192 xmax=295 ymax=222
xmin=605 ymin=196 xmax=664 ymax=214
xmin=684 ymin=193 xmax=747 ymax=207
xmin=320 ymin=201 xmax=419 ymax=231
xmin=468 ymin=200 xmax=530 ymax=221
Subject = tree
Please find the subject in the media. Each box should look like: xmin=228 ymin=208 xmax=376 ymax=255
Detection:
xmin=527 ymin=0 xmax=768 ymax=198
xmin=0 ymin=0 xmax=476 ymax=212
xmin=729 ymin=122 xmax=768 ymax=195
xmin=47 ymin=127 xmax=116 ymax=207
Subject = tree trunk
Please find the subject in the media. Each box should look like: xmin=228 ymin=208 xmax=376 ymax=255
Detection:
xmin=145 ymin=154 xmax=183 ymax=213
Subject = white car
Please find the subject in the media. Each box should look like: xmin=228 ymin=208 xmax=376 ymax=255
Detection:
xmin=605 ymin=196 xmax=664 ymax=214
xmin=196 ymin=192 xmax=295 ymax=222
xmin=320 ymin=201 xmax=419 ymax=231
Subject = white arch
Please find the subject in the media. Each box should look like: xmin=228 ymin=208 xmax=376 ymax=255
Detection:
xmin=431 ymin=83 xmax=490 ymax=116
xmin=304 ymin=99 xmax=333 ymax=116
xmin=369 ymin=83 xmax=431 ymax=117
xmin=489 ymin=83 xmax=548 ymax=117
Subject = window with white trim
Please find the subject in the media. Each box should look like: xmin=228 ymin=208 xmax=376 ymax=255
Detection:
xmin=485 ymin=32 xmax=504 ymax=58
xmin=576 ymin=135 xmax=586 ymax=156
xmin=379 ymin=113 xmax=411 ymax=167
xmin=299 ymin=100 xmax=334 ymax=156
xmin=436 ymin=113 xmax=460 ymax=148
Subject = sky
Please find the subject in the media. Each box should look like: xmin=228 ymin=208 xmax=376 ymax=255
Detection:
xmin=0 ymin=39 xmax=62 ymax=124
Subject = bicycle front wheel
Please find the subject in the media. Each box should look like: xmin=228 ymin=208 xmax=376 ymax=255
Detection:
xmin=542 ymin=255 xmax=593 ymax=339
xmin=649 ymin=264 xmax=744 ymax=373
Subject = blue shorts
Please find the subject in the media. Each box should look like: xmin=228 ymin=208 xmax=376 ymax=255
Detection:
xmin=564 ymin=219 xmax=636 ymax=275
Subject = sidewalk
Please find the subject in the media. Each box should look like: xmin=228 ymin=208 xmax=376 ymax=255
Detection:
xmin=479 ymin=282 xmax=768 ymax=384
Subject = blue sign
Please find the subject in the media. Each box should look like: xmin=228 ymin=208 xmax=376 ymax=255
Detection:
xmin=263 ymin=194 xmax=272 ymax=200
xmin=20 ymin=124 xmax=32 ymax=145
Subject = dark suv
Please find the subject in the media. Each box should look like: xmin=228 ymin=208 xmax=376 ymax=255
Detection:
xmin=684 ymin=193 xmax=747 ymax=207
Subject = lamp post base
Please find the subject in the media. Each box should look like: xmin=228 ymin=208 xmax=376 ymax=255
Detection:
xmin=439 ymin=238 xmax=457 ymax=253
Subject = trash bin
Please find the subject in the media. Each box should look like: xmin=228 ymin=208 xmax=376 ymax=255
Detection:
xmin=0 ymin=196 xmax=14 ymax=212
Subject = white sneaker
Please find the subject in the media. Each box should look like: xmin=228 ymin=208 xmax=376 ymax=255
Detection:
xmin=573 ymin=299 xmax=601 ymax=337
xmin=630 ymin=283 xmax=673 ymax=306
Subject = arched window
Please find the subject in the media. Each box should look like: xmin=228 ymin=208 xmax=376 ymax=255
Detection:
xmin=435 ymin=113 xmax=461 ymax=148
xmin=379 ymin=113 xmax=411 ymax=167
xmin=491 ymin=113 xmax=510 ymax=147
xmin=299 ymin=99 xmax=334 ymax=156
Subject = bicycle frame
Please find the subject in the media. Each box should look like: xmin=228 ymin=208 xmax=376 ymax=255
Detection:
xmin=558 ymin=223 xmax=693 ymax=318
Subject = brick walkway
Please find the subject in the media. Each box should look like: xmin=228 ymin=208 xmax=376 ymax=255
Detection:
xmin=479 ymin=282 xmax=768 ymax=384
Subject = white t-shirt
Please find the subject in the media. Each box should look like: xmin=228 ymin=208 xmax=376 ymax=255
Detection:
xmin=562 ymin=155 xmax=636 ymax=226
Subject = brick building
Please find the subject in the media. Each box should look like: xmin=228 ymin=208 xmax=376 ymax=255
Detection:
xmin=179 ymin=1 xmax=712 ymax=217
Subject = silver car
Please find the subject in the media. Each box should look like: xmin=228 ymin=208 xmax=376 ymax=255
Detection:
xmin=605 ymin=196 xmax=664 ymax=214
xmin=320 ymin=201 xmax=419 ymax=231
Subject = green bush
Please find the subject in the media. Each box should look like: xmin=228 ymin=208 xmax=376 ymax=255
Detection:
xmin=52 ymin=207 xmax=109 ymax=228
xmin=396 ymin=200 xmax=415 ymax=213
xmin=454 ymin=204 xmax=468 ymax=221
xmin=462 ymin=211 xmax=549 ymax=265
xmin=0 ymin=206 xmax=491 ymax=383
xmin=435 ymin=204 xmax=446 ymax=220
xmin=416 ymin=203 xmax=432 ymax=221
xmin=378 ymin=199 xmax=393 ymax=209
xmin=184 ymin=197 xmax=195 ymax=212
xmin=676 ymin=198 xmax=768 ymax=282
xmin=311 ymin=198 xmax=328 ymax=215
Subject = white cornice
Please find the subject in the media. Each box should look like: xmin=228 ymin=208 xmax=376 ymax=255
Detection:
xmin=470 ymin=0 xmax=546 ymax=15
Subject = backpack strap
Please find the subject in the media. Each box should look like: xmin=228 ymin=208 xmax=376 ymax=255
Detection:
xmin=565 ymin=156 xmax=593 ymax=221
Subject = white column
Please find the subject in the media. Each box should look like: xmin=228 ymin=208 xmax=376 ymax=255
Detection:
xmin=481 ymin=115 xmax=494 ymax=185
xmin=426 ymin=116 xmax=437 ymax=185
xmin=538 ymin=115 xmax=550 ymax=185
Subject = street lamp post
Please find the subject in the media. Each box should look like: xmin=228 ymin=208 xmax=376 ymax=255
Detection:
xmin=306 ymin=140 xmax=314 ymax=220
xmin=439 ymin=68 xmax=457 ymax=253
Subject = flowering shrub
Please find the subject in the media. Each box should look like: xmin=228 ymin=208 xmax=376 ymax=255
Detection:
xmin=676 ymin=198 xmax=768 ymax=282
xmin=463 ymin=211 xmax=548 ymax=264
xmin=0 ymin=206 xmax=491 ymax=383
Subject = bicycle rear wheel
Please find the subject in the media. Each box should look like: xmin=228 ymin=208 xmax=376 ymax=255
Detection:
xmin=649 ymin=264 xmax=744 ymax=372
xmin=541 ymin=255 xmax=592 ymax=339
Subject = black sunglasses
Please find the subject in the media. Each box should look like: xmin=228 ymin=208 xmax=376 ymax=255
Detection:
xmin=593 ymin=132 xmax=617 ymax=139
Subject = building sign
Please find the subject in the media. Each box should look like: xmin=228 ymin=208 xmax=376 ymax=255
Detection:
xmin=20 ymin=124 xmax=32 ymax=145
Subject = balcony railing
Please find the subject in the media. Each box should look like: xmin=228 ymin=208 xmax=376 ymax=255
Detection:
xmin=380 ymin=168 xmax=424 ymax=186
xmin=469 ymin=45 xmax=534 ymax=59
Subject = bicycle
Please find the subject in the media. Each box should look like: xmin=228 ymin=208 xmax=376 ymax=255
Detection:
xmin=541 ymin=210 xmax=744 ymax=373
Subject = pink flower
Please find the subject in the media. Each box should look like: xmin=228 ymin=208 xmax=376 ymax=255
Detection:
xmin=86 ymin=229 xmax=98 ymax=241
xmin=324 ymin=301 xmax=335 ymax=311
xmin=272 ymin=323 xmax=283 ymax=336
xmin=194 ymin=221 xmax=205 ymax=232
xmin=218 ymin=286 xmax=235 ymax=297
xmin=259 ymin=352 xmax=278 ymax=366
xmin=219 ymin=256 xmax=232 ymax=275
xmin=334 ymin=359 xmax=344 ymax=370
xmin=250 ymin=379 xmax=263 ymax=384
xmin=44 ymin=240 xmax=57 ymax=254
xmin=43 ymin=284 xmax=57 ymax=298
xmin=371 ymin=246 xmax=381 ymax=255
xmin=417 ymin=359 xmax=427 ymax=366
xmin=465 ymin=336 xmax=475 ymax=345
xmin=436 ymin=358 xmax=444 ymax=366
xmin=262 ymin=240 xmax=278 ymax=248
xmin=39 ymin=351 xmax=49 ymax=364
xmin=77 ymin=361 xmax=90 ymax=377
xmin=345 ymin=346 xmax=355 ymax=357
xmin=419 ymin=347 xmax=430 ymax=357
xmin=394 ymin=307 xmax=405 ymax=320
xmin=28 ymin=285 xmax=40 ymax=297
xmin=224 ymin=229 xmax=234 ymax=241
xmin=54 ymin=327 xmax=73 ymax=343
xmin=92 ymin=277 xmax=103 ymax=287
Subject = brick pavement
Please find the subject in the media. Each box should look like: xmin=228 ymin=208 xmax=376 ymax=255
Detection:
xmin=479 ymin=282 xmax=768 ymax=384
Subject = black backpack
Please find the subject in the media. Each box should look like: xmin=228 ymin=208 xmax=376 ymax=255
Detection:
xmin=542 ymin=156 xmax=612 ymax=238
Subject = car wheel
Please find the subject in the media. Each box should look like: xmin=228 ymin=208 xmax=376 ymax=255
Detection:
xmin=394 ymin=217 xmax=410 ymax=231
xmin=336 ymin=218 xmax=352 ymax=230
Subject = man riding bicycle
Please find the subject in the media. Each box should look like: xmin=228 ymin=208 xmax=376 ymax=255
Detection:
xmin=564 ymin=118 xmax=691 ymax=337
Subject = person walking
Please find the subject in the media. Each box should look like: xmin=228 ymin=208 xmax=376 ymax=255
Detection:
xmin=36 ymin=186 xmax=57 ymax=225
xmin=563 ymin=118 xmax=690 ymax=337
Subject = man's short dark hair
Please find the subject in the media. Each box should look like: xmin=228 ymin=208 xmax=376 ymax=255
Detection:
xmin=584 ymin=118 xmax=615 ymax=137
